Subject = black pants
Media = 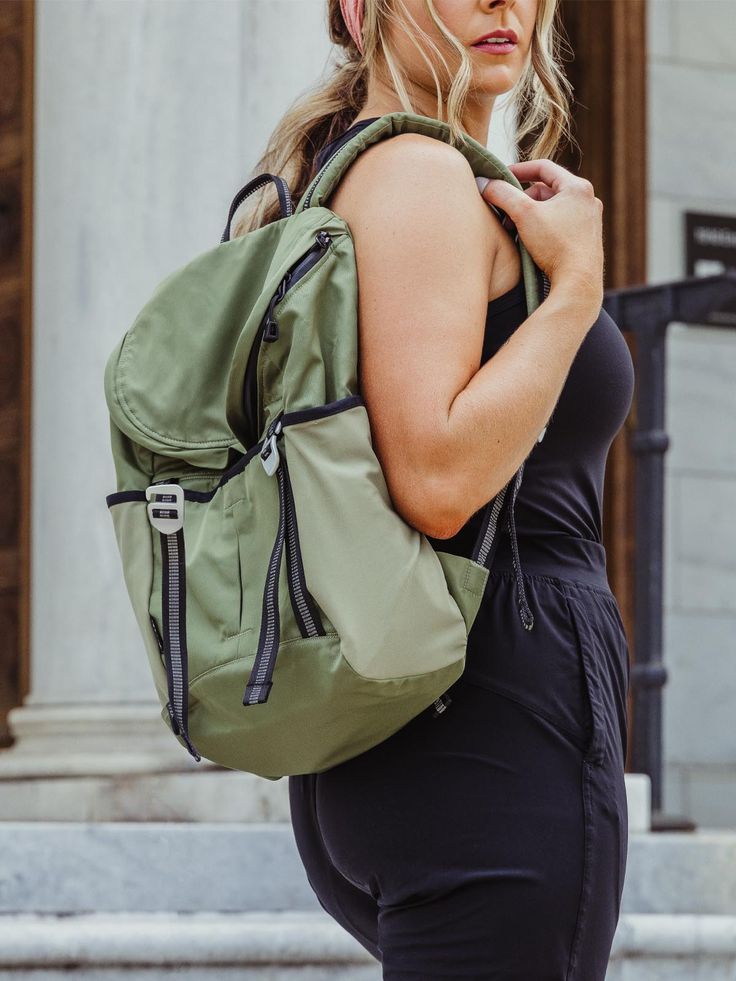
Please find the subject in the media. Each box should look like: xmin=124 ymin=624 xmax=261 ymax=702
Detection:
xmin=288 ymin=537 xmax=630 ymax=980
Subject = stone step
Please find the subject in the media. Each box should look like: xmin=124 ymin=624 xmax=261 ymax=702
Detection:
xmin=0 ymin=769 xmax=293 ymax=823
xmin=622 ymin=830 xmax=736 ymax=916
xmin=0 ymin=768 xmax=651 ymax=827
xmin=0 ymin=911 xmax=381 ymax=980
xmin=0 ymin=823 xmax=319 ymax=915
xmin=1 ymin=823 xmax=735 ymax=917
xmin=0 ymin=911 xmax=734 ymax=980
xmin=607 ymin=914 xmax=736 ymax=981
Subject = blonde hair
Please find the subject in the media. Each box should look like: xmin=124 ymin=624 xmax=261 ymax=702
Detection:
xmin=232 ymin=0 xmax=573 ymax=237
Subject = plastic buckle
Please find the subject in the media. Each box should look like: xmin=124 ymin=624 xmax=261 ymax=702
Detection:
xmin=260 ymin=434 xmax=281 ymax=476
xmin=145 ymin=483 xmax=184 ymax=534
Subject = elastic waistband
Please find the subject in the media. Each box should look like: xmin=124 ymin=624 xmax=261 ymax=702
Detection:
xmin=489 ymin=532 xmax=612 ymax=592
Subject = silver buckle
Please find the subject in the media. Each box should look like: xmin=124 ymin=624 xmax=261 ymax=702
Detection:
xmin=260 ymin=417 xmax=283 ymax=476
xmin=145 ymin=483 xmax=184 ymax=533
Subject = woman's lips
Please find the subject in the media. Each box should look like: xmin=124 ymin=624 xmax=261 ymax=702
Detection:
xmin=472 ymin=40 xmax=517 ymax=54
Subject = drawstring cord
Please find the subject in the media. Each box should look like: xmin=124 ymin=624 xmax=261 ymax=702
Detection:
xmin=507 ymin=461 xmax=535 ymax=631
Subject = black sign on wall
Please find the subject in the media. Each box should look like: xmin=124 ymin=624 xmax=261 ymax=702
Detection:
xmin=684 ymin=211 xmax=736 ymax=326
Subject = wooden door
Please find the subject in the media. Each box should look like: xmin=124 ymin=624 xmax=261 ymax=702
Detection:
xmin=521 ymin=1 xmax=647 ymax=771
xmin=0 ymin=0 xmax=33 ymax=747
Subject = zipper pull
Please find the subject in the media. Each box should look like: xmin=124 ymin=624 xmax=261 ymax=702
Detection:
xmin=263 ymin=277 xmax=291 ymax=343
xmin=260 ymin=412 xmax=284 ymax=475
xmin=263 ymin=316 xmax=279 ymax=343
xmin=432 ymin=692 xmax=453 ymax=717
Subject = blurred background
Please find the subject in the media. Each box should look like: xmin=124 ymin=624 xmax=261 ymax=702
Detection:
xmin=0 ymin=0 xmax=734 ymax=977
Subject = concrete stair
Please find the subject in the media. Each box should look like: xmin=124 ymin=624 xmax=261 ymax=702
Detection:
xmin=1 ymin=822 xmax=736 ymax=978
xmin=0 ymin=911 xmax=381 ymax=980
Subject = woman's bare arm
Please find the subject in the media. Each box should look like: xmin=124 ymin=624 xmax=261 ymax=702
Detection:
xmin=328 ymin=134 xmax=599 ymax=540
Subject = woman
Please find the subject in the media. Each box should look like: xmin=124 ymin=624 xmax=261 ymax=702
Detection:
xmin=238 ymin=1 xmax=634 ymax=977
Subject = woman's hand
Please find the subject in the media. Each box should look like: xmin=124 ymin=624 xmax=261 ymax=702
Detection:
xmin=478 ymin=159 xmax=604 ymax=321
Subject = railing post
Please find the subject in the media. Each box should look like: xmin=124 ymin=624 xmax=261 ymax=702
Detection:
xmin=603 ymin=271 xmax=736 ymax=830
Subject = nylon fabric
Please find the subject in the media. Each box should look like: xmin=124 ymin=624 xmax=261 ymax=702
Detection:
xmin=104 ymin=111 xmax=546 ymax=779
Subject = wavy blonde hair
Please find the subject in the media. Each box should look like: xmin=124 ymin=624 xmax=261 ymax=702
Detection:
xmin=232 ymin=0 xmax=573 ymax=237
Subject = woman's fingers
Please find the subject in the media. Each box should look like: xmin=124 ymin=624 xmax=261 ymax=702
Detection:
xmin=508 ymin=158 xmax=589 ymax=196
xmin=476 ymin=156 xmax=604 ymax=312
xmin=522 ymin=181 xmax=555 ymax=202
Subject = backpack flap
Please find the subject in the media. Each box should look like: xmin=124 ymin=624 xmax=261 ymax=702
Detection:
xmin=104 ymin=216 xmax=338 ymax=472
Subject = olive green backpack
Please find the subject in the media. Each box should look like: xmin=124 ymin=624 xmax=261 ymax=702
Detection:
xmin=103 ymin=111 xmax=543 ymax=780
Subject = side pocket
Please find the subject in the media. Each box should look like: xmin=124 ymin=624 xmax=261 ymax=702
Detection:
xmin=563 ymin=592 xmax=606 ymax=767
xmin=108 ymin=498 xmax=170 ymax=709
xmin=606 ymin=592 xmax=632 ymax=696
xmin=281 ymin=399 xmax=468 ymax=682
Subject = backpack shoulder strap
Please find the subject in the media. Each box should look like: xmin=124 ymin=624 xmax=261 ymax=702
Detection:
xmin=294 ymin=110 xmax=542 ymax=316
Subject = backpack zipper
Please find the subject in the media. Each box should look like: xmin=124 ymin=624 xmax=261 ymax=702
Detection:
xmin=244 ymin=412 xmax=327 ymax=706
xmin=243 ymin=230 xmax=333 ymax=443
xmin=149 ymin=614 xmax=166 ymax=666
xmin=280 ymin=452 xmax=326 ymax=638
xmin=303 ymin=157 xmax=337 ymax=211
xmin=259 ymin=411 xmax=325 ymax=638
xmin=262 ymin=230 xmax=333 ymax=343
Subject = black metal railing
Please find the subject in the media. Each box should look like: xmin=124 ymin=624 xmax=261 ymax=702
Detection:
xmin=603 ymin=270 xmax=736 ymax=830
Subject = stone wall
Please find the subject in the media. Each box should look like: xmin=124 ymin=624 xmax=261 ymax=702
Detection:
xmin=647 ymin=0 xmax=736 ymax=827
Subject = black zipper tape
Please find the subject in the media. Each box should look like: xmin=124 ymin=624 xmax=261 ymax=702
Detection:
xmin=149 ymin=614 xmax=166 ymax=665
xmin=281 ymin=452 xmax=326 ymax=639
xmin=159 ymin=526 xmax=201 ymax=759
xmin=242 ymin=443 xmax=287 ymax=705
xmin=243 ymin=230 xmax=333 ymax=443
xmin=243 ymin=420 xmax=328 ymax=705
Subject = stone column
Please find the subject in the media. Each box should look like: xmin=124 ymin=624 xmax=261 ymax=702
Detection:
xmin=0 ymin=0 xmax=520 ymax=820
xmin=0 ymin=0 xmax=330 ymax=819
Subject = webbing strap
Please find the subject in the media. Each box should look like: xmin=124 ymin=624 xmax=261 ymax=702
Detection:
xmin=471 ymin=480 xmax=512 ymax=571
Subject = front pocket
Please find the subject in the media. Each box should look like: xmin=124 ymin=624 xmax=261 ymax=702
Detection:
xmin=604 ymin=591 xmax=631 ymax=696
xmin=107 ymin=496 xmax=170 ymax=707
xmin=562 ymin=592 xmax=606 ymax=766
xmin=150 ymin=486 xmax=243 ymax=649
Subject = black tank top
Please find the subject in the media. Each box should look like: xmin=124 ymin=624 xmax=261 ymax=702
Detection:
xmin=315 ymin=118 xmax=636 ymax=621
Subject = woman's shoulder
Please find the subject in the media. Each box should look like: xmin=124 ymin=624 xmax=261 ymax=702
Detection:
xmin=327 ymin=134 xmax=507 ymax=286
xmin=327 ymin=133 xmax=483 ymax=228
